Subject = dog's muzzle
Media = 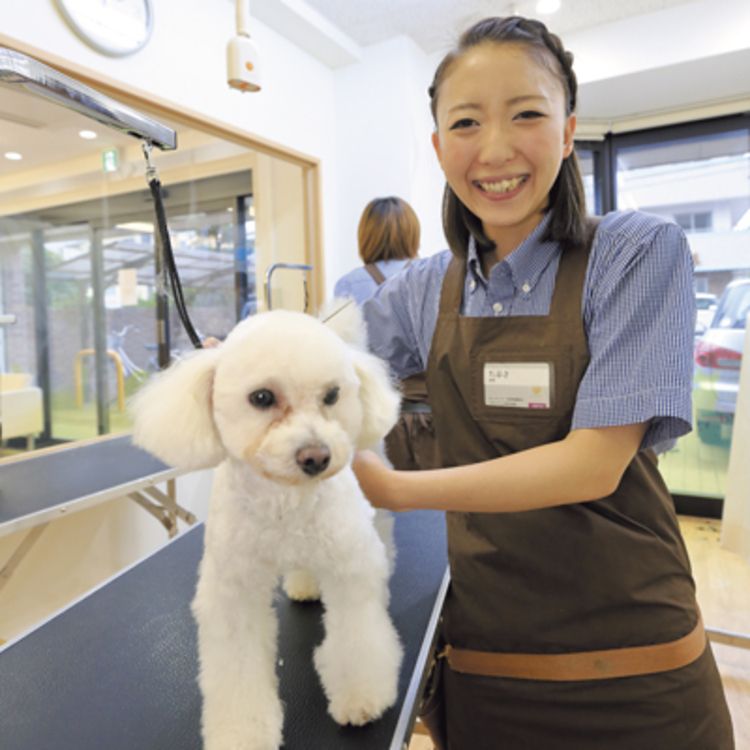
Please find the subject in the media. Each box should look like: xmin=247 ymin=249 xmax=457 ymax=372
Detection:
xmin=295 ymin=444 xmax=331 ymax=476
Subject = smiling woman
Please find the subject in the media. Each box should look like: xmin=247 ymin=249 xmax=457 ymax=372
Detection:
xmin=355 ymin=15 xmax=735 ymax=750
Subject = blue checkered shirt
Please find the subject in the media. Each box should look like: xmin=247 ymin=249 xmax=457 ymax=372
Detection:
xmin=333 ymin=259 xmax=413 ymax=306
xmin=362 ymin=210 xmax=696 ymax=450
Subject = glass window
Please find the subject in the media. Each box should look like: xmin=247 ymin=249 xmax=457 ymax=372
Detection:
xmin=577 ymin=146 xmax=597 ymax=214
xmin=614 ymin=122 xmax=750 ymax=502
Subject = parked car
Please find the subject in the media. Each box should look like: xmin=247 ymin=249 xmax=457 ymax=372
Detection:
xmin=693 ymin=279 xmax=750 ymax=445
xmin=695 ymin=292 xmax=717 ymax=335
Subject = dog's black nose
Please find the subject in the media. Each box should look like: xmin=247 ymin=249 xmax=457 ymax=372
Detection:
xmin=296 ymin=445 xmax=331 ymax=476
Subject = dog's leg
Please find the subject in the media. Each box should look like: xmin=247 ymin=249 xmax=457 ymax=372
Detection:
xmin=313 ymin=543 xmax=403 ymax=727
xmin=282 ymin=568 xmax=321 ymax=601
xmin=192 ymin=558 xmax=283 ymax=750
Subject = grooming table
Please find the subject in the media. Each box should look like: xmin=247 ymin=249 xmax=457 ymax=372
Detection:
xmin=0 ymin=434 xmax=192 ymax=540
xmin=0 ymin=509 xmax=448 ymax=750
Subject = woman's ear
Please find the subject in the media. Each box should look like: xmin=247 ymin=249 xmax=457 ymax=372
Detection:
xmin=351 ymin=349 xmax=401 ymax=449
xmin=431 ymin=130 xmax=443 ymax=166
xmin=563 ymin=113 xmax=577 ymax=158
xmin=130 ymin=348 xmax=226 ymax=470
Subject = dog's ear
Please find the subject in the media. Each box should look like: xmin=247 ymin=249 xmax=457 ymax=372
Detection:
xmin=130 ymin=348 xmax=225 ymax=469
xmin=351 ymin=348 xmax=401 ymax=449
xmin=319 ymin=298 xmax=369 ymax=349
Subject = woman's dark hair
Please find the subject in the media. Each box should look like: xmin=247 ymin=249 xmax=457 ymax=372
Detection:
xmin=358 ymin=196 xmax=420 ymax=263
xmin=428 ymin=16 xmax=588 ymax=258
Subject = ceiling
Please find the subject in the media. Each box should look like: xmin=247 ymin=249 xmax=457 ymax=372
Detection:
xmin=0 ymin=85 xmax=136 ymax=177
xmin=301 ymin=0 xmax=696 ymax=53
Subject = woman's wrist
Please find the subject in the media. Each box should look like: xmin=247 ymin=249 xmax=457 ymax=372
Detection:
xmin=387 ymin=468 xmax=424 ymax=512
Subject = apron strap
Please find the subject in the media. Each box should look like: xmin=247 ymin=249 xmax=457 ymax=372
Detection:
xmin=443 ymin=615 xmax=706 ymax=682
xmin=364 ymin=263 xmax=387 ymax=285
xmin=548 ymin=217 xmax=600 ymax=321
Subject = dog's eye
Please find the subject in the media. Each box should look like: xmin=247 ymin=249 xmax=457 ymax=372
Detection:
xmin=323 ymin=386 xmax=340 ymax=406
xmin=249 ymin=389 xmax=276 ymax=409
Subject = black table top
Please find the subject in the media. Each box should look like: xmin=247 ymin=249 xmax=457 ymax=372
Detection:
xmin=0 ymin=509 xmax=448 ymax=750
xmin=0 ymin=435 xmax=173 ymax=532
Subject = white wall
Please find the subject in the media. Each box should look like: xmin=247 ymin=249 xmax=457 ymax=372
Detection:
xmin=332 ymin=35 xmax=445 ymax=272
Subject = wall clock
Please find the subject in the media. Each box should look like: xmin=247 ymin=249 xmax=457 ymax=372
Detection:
xmin=54 ymin=0 xmax=154 ymax=57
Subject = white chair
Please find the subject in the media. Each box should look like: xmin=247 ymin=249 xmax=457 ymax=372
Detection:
xmin=0 ymin=373 xmax=43 ymax=449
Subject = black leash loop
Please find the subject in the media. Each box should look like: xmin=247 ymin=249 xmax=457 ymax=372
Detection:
xmin=142 ymin=141 xmax=203 ymax=352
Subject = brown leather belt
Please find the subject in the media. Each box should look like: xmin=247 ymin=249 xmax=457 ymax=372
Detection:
xmin=443 ymin=617 xmax=706 ymax=682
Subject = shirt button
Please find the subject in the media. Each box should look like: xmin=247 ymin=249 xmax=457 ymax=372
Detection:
xmin=469 ymin=279 xmax=477 ymax=292
xmin=493 ymin=302 xmax=503 ymax=314
xmin=522 ymin=282 xmax=531 ymax=293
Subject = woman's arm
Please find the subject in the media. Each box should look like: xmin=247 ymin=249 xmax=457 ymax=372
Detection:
xmin=354 ymin=422 xmax=648 ymax=513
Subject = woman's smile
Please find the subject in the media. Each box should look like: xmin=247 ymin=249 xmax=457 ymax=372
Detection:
xmin=473 ymin=174 xmax=529 ymax=198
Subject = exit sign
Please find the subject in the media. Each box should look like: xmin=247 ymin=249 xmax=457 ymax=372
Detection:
xmin=102 ymin=148 xmax=119 ymax=173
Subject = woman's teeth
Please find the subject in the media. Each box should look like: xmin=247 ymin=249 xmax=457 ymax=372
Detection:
xmin=477 ymin=176 xmax=526 ymax=194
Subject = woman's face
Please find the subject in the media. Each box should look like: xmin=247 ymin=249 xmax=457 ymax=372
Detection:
xmin=432 ymin=42 xmax=576 ymax=255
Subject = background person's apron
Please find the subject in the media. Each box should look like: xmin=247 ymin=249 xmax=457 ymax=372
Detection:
xmin=424 ymin=236 xmax=733 ymax=749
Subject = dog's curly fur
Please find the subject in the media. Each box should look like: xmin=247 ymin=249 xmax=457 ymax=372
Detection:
xmin=131 ymin=306 xmax=403 ymax=750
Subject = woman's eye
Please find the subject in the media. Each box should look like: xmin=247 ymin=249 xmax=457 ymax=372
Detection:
xmin=323 ymin=386 xmax=340 ymax=406
xmin=515 ymin=110 xmax=544 ymax=120
xmin=449 ymin=117 xmax=477 ymax=130
xmin=249 ymin=389 xmax=276 ymax=409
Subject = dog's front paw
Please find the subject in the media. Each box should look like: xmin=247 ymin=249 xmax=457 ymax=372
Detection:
xmin=326 ymin=686 xmax=397 ymax=727
xmin=282 ymin=569 xmax=321 ymax=602
xmin=314 ymin=627 xmax=401 ymax=728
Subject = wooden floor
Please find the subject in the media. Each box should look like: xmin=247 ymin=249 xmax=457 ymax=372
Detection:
xmin=682 ymin=516 xmax=750 ymax=750
xmin=407 ymin=515 xmax=750 ymax=750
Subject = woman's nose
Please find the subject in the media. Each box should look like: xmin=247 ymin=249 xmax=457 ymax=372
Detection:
xmin=478 ymin=124 xmax=515 ymax=164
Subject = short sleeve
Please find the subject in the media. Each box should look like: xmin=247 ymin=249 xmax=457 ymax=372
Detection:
xmin=361 ymin=254 xmax=448 ymax=379
xmin=333 ymin=275 xmax=354 ymax=300
xmin=573 ymin=215 xmax=696 ymax=449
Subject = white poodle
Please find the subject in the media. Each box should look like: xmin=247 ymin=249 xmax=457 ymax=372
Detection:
xmin=131 ymin=305 xmax=404 ymax=750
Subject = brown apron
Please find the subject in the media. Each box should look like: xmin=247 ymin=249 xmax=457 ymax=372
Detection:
xmin=364 ymin=264 xmax=442 ymax=471
xmin=422 ymin=235 xmax=734 ymax=749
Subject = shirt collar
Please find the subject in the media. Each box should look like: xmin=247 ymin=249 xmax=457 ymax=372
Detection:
xmin=466 ymin=214 xmax=559 ymax=294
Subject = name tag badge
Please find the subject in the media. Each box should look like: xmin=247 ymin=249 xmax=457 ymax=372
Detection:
xmin=484 ymin=362 xmax=552 ymax=409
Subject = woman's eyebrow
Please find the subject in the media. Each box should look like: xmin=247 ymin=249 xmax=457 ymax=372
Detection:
xmin=506 ymin=94 xmax=548 ymax=105
xmin=447 ymin=102 xmax=482 ymax=115
xmin=447 ymin=94 xmax=549 ymax=115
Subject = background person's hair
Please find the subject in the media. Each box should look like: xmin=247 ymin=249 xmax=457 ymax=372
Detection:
xmin=428 ymin=16 xmax=588 ymax=258
xmin=358 ymin=196 xmax=421 ymax=263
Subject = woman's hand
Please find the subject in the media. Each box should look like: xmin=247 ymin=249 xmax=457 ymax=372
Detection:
xmin=352 ymin=450 xmax=409 ymax=511
xmin=355 ymin=423 xmax=649 ymax=515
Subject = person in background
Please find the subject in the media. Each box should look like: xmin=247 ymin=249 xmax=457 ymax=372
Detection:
xmin=334 ymin=196 xmax=440 ymax=471
xmin=334 ymin=196 xmax=420 ymax=303
xmin=353 ymin=15 xmax=733 ymax=750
